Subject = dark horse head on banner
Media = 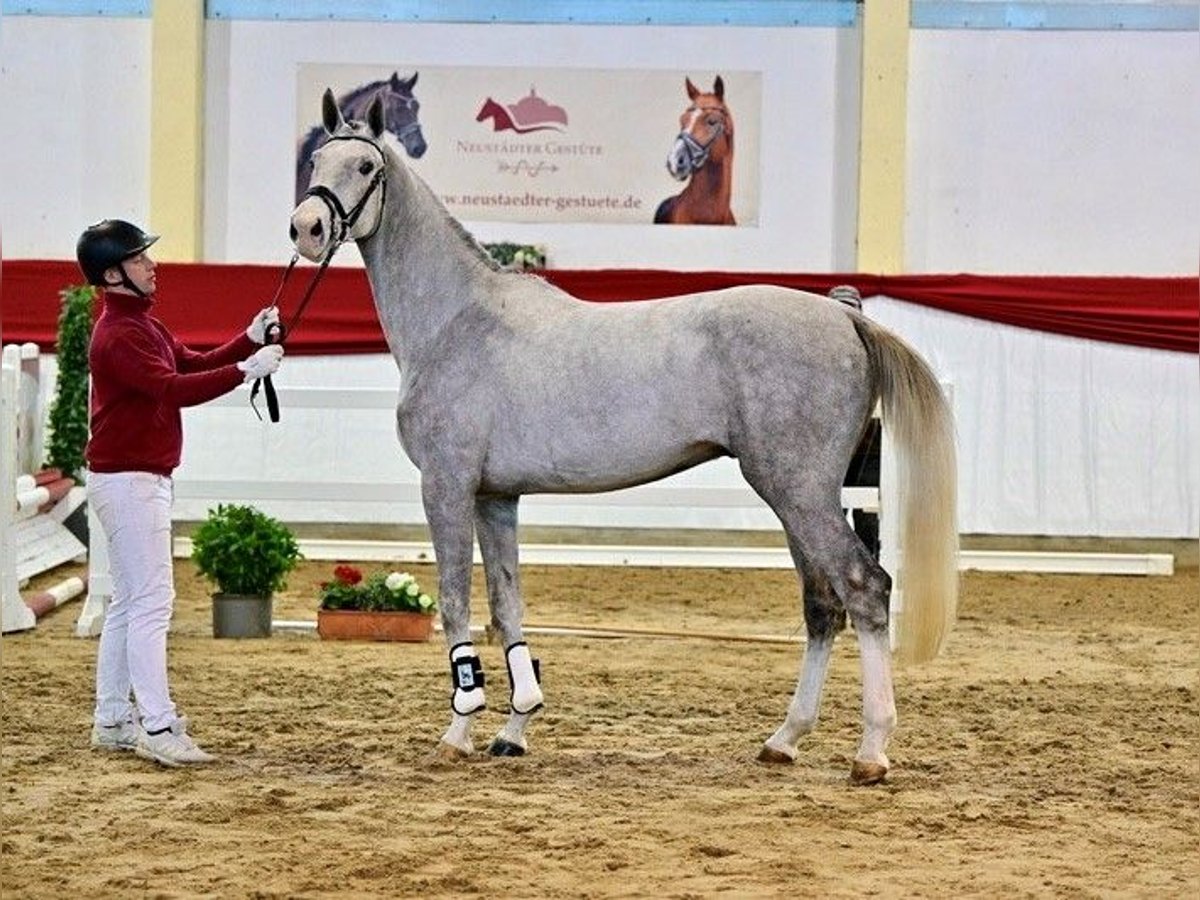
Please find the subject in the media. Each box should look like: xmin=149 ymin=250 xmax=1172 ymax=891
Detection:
xmin=295 ymin=72 xmax=427 ymax=206
xmin=654 ymin=76 xmax=736 ymax=226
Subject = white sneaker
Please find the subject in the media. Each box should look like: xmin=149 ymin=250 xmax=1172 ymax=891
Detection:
xmin=91 ymin=719 xmax=139 ymax=752
xmin=135 ymin=718 xmax=216 ymax=767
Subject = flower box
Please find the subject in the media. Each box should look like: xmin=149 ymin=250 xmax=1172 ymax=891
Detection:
xmin=316 ymin=608 xmax=434 ymax=642
xmin=316 ymin=565 xmax=437 ymax=642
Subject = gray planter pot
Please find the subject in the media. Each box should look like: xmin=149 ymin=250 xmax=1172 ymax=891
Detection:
xmin=212 ymin=593 xmax=273 ymax=639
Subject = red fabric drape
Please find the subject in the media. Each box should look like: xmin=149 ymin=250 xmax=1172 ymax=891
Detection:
xmin=3 ymin=259 xmax=1196 ymax=354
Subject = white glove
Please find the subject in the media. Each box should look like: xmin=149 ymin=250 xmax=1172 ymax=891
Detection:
xmin=237 ymin=344 xmax=284 ymax=382
xmin=245 ymin=306 xmax=281 ymax=344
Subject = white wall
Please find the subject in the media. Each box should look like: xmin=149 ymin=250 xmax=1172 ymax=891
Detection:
xmin=0 ymin=16 xmax=151 ymax=258
xmin=907 ymin=28 xmax=1199 ymax=274
xmin=866 ymin=299 xmax=1199 ymax=538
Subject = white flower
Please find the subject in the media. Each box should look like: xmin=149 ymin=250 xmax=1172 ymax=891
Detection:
xmin=405 ymin=582 xmax=419 ymax=597
xmin=385 ymin=571 xmax=412 ymax=591
xmin=418 ymin=593 xmax=434 ymax=611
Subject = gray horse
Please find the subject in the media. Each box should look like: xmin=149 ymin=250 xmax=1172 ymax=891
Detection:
xmin=290 ymin=91 xmax=958 ymax=784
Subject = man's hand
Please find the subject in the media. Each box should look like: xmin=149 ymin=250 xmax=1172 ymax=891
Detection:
xmin=245 ymin=306 xmax=281 ymax=344
xmin=236 ymin=344 xmax=284 ymax=382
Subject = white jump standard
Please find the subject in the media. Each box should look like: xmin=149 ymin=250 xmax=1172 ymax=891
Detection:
xmin=1 ymin=342 xmax=89 ymax=635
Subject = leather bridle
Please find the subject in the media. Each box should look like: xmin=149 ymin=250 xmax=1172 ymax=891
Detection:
xmin=250 ymin=133 xmax=388 ymax=422
xmin=303 ymin=134 xmax=389 ymax=245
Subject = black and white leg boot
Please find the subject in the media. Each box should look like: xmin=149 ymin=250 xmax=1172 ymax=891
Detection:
xmin=449 ymin=642 xmax=486 ymax=715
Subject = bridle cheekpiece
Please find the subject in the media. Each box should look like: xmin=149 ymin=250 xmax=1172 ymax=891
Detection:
xmin=303 ymin=133 xmax=389 ymax=245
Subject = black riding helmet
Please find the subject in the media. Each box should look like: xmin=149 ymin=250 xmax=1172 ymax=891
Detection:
xmin=76 ymin=219 xmax=159 ymax=295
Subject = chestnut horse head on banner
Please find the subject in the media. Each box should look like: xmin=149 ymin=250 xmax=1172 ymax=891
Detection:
xmin=654 ymin=76 xmax=736 ymax=226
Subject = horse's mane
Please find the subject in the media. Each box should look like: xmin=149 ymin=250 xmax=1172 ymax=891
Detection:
xmin=346 ymin=122 xmax=501 ymax=273
xmin=446 ymin=215 xmax=503 ymax=272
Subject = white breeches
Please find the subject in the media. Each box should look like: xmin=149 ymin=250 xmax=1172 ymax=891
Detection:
xmin=89 ymin=471 xmax=178 ymax=733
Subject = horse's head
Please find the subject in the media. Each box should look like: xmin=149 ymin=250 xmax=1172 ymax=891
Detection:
xmin=379 ymin=71 xmax=427 ymax=159
xmin=290 ymin=88 xmax=390 ymax=261
xmin=666 ymin=76 xmax=734 ymax=181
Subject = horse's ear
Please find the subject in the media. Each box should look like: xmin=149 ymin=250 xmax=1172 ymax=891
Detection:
xmin=712 ymin=76 xmax=725 ymax=101
xmin=366 ymin=95 xmax=386 ymax=138
xmin=399 ymin=71 xmax=418 ymax=92
xmin=685 ymin=77 xmax=700 ymax=101
xmin=322 ymin=88 xmax=344 ymax=134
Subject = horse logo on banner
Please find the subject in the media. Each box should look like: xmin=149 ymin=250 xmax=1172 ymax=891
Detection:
xmin=475 ymin=87 xmax=568 ymax=134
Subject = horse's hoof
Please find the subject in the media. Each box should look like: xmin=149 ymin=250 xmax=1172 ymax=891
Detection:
xmin=756 ymin=745 xmax=794 ymax=765
xmin=849 ymin=760 xmax=888 ymax=785
xmin=435 ymin=741 xmax=471 ymax=761
xmin=488 ymin=737 xmax=527 ymax=757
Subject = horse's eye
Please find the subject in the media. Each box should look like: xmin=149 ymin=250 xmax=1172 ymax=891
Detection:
xmin=358 ymin=160 xmax=374 ymax=176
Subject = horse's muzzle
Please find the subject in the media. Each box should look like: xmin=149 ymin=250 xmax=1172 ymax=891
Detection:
xmin=289 ymin=198 xmax=333 ymax=262
xmin=666 ymin=139 xmax=694 ymax=181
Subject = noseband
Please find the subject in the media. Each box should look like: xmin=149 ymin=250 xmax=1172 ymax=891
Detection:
xmin=304 ymin=134 xmax=389 ymax=245
xmin=673 ymin=105 xmax=728 ymax=173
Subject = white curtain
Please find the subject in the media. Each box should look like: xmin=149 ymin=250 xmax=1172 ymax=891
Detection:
xmin=866 ymin=296 xmax=1199 ymax=538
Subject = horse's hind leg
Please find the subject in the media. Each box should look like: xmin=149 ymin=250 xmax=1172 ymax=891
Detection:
xmin=767 ymin=505 xmax=896 ymax=784
xmin=474 ymin=496 xmax=544 ymax=757
xmin=759 ymin=555 xmax=844 ymax=765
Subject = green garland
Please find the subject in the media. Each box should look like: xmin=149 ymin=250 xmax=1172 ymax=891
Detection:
xmin=482 ymin=242 xmax=547 ymax=271
xmin=44 ymin=283 xmax=97 ymax=480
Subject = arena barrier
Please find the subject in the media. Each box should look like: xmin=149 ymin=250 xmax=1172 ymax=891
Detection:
xmin=170 ymin=378 xmax=1169 ymax=635
xmin=172 ymin=383 xmax=897 ymax=552
xmin=167 ymin=382 xmax=915 ymax=634
xmin=1 ymin=343 xmax=88 ymax=634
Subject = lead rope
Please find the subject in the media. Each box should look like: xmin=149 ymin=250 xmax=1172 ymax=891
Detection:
xmin=250 ymin=239 xmax=341 ymax=422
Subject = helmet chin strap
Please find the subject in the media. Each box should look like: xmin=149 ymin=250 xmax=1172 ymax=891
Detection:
xmin=106 ymin=263 xmax=149 ymax=299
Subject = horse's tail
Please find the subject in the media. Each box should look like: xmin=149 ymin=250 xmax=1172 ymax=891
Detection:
xmin=853 ymin=317 xmax=958 ymax=664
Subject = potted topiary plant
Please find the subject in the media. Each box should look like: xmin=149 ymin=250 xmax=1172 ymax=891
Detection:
xmin=317 ymin=564 xmax=437 ymax=642
xmin=191 ymin=504 xmax=302 ymax=638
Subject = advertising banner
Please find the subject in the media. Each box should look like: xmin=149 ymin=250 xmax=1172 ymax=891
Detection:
xmin=296 ymin=64 xmax=761 ymax=226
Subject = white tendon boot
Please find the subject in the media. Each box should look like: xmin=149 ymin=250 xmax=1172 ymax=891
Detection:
xmin=489 ymin=642 xmax=544 ymax=757
xmin=505 ymin=642 xmax=544 ymax=714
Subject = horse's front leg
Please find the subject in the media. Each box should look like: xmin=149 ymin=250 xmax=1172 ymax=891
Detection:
xmin=475 ymin=495 xmax=543 ymax=757
xmin=424 ymin=478 xmax=485 ymax=759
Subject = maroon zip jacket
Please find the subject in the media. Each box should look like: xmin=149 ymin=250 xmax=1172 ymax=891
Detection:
xmin=85 ymin=291 xmax=254 ymax=476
